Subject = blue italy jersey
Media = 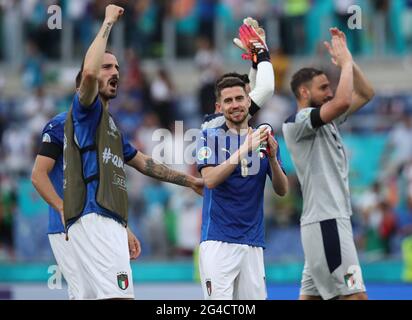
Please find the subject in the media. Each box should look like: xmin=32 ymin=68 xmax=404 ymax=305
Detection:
xmin=40 ymin=94 xmax=137 ymax=233
xmin=70 ymin=93 xmax=138 ymax=225
xmin=41 ymin=112 xmax=66 ymax=234
xmin=196 ymin=123 xmax=284 ymax=248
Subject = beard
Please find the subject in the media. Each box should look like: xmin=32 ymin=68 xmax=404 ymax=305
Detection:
xmin=309 ymin=100 xmax=322 ymax=108
xmin=99 ymin=78 xmax=118 ymax=100
xmin=99 ymin=84 xmax=119 ymax=100
xmin=310 ymin=96 xmax=332 ymax=108
xmin=99 ymin=87 xmax=117 ymax=100
xmin=225 ymin=110 xmax=248 ymax=125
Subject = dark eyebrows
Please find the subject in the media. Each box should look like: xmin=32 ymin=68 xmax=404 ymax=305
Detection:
xmin=102 ymin=63 xmax=120 ymax=71
xmin=223 ymin=95 xmax=245 ymax=103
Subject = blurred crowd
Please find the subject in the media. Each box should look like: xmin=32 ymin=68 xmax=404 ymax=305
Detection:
xmin=0 ymin=0 xmax=412 ymax=62
xmin=1 ymin=0 xmax=412 ymax=263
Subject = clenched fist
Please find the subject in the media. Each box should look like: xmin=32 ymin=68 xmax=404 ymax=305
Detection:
xmin=105 ymin=4 xmax=124 ymax=24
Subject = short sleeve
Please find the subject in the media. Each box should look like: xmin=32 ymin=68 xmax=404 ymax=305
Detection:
xmin=201 ymin=113 xmax=225 ymax=130
xmin=70 ymin=93 xmax=104 ymax=148
xmin=41 ymin=123 xmax=63 ymax=146
xmin=38 ymin=119 xmax=64 ymax=159
xmin=122 ymin=135 xmax=138 ymax=162
xmin=72 ymin=92 xmax=102 ymax=123
xmin=284 ymin=108 xmax=320 ymax=142
xmin=196 ymin=130 xmax=219 ymax=173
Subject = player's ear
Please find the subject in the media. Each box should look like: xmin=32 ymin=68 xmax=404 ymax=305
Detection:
xmin=246 ymin=95 xmax=251 ymax=107
xmin=215 ymin=102 xmax=221 ymax=113
xmin=299 ymin=86 xmax=309 ymax=100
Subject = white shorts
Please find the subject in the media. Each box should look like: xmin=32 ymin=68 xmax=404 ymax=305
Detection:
xmin=199 ymin=240 xmax=267 ymax=300
xmin=68 ymin=213 xmax=134 ymax=300
xmin=300 ymin=218 xmax=366 ymax=300
xmin=48 ymin=233 xmax=81 ymax=300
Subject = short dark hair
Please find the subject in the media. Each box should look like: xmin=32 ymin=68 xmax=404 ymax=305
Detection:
xmin=290 ymin=67 xmax=325 ymax=98
xmin=75 ymin=50 xmax=115 ymax=89
xmin=215 ymin=77 xmax=246 ymax=100
xmin=216 ymin=72 xmax=250 ymax=86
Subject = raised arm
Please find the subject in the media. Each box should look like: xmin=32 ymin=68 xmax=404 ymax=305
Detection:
xmin=248 ymin=53 xmax=275 ymax=110
xmin=319 ymin=30 xmax=354 ymax=124
xmin=327 ymin=28 xmax=375 ymax=116
xmin=233 ymin=17 xmax=274 ymax=114
xmin=248 ymin=67 xmax=257 ymax=90
xmin=347 ymin=61 xmax=375 ymax=114
xmin=127 ymin=152 xmax=204 ymax=195
xmin=79 ymin=5 xmax=124 ymax=107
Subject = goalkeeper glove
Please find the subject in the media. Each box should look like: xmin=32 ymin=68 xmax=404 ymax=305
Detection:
xmin=233 ymin=17 xmax=268 ymax=62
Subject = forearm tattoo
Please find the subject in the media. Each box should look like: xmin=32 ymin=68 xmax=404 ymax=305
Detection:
xmin=102 ymin=22 xmax=113 ymax=39
xmin=143 ymin=158 xmax=189 ymax=187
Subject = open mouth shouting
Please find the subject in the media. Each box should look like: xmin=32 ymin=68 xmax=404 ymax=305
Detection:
xmin=108 ymin=77 xmax=119 ymax=90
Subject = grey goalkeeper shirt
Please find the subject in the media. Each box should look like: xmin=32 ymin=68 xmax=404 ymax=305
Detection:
xmin=282 ymin=107 xmax=352 ymax=226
